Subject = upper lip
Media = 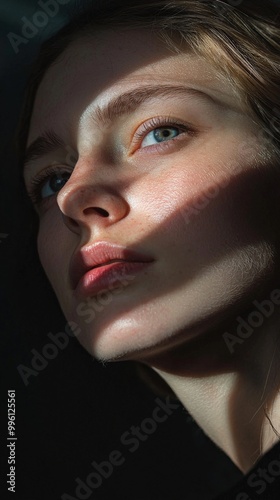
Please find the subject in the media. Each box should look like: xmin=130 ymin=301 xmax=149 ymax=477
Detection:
xmin=70 ymin=241 xmax=154 ymax=290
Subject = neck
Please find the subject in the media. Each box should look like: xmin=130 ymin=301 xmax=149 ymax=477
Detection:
xmin=146 ymin=299 xmax=280 ymax=473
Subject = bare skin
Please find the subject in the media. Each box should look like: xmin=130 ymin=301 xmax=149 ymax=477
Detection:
xmin=23 ymin=28 xmax=280 ymax=473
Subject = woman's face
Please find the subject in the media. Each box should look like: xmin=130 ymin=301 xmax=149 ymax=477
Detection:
xmin=23 ymin=28 xmax=279 ymax=363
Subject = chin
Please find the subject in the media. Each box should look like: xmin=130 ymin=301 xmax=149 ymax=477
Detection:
xmin=71 ymin=321 xmax=156 ymax=363
xmin=69 ymin=312 xmax=201 ymax=367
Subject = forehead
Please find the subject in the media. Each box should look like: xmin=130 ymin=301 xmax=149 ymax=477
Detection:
xmin=27 ymin=28 xmax=238 ymax=146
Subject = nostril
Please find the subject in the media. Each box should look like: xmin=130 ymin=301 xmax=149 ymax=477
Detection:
xmin=83 ymin=207 xmax=109 ymax=217
xmin=95 ymin=207 xmax=109 ymax=217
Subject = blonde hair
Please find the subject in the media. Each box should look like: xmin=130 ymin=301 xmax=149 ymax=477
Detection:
xmin=17 ymin=0 xmax=280 ymax=163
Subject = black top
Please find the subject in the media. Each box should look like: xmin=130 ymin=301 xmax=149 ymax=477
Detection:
xmin=215 ymin=440 xmax=280 ymax=500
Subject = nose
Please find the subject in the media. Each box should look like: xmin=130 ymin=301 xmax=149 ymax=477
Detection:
xmin=56 ymin=163 xmax=129 ymax=235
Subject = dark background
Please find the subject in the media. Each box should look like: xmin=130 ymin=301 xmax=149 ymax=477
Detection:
xmin=1 ymin=1 xmax=272 ymax=498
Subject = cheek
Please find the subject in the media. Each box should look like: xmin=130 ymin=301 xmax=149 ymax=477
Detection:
xmin=141 ymin=148 xmax=279 ymax=271
xmin=140 ymin=156 xmax=232 ymax=236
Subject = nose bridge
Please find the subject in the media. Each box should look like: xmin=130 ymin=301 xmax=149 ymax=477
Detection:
xmin=56 ymin=154 xmax=129 ymax=232
xmin=58 ymin=152 xmax=119 ymax=204
xmin=59 ymin=154 xmax=98 ymax=195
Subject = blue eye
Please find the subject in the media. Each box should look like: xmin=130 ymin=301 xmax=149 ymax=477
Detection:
xmin=141 ymin=127 xmax=180 ymax=148
xmin=28 ymin=167 xmax=72 ymax=206
xmin=133 ymin=117 xmax=193 ymax=152
xmin=41 ymin=172 xmax=69 ymax=199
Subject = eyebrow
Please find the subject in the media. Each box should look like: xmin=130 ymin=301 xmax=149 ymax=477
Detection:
xmin=23 ymin=84 xmax=224 ymax=172
xmin=23 ymin=130 xmax=66 ymax=172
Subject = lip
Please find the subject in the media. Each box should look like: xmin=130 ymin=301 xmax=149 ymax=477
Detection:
xmin=75 ymin=260 xmax=153 ymax=298
xmin=70 ymin=241 xmax=154 ymax=293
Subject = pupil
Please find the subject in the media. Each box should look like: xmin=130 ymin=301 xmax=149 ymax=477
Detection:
xmin=163 ymin=130 xmax=170 ymax=137
xmin=155 ymin=127 xmax=177 ymax=142
xmin=50 ymin=173 xmax=68 ymax=192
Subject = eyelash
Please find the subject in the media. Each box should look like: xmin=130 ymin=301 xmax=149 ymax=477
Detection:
xmin=132 ymin=116 xmax=194 ymax=152
xmin=27 ymin=116 xmax=195 ymax=206
xmin=27 ymin=166 xmax=73 ymax=206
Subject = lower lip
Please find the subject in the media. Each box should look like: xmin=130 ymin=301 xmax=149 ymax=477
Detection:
xmin=75 ymin=261 xmax=153 ymax=298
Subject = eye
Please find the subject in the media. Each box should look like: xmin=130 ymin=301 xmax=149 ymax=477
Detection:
xmin=132 ymin=116 xmax=195 ymax=153
xmin=41 ymin=172 xmax=70 ymax=198
xmin=27 ymin=166 xmax=72 ymax=206
xmin=141 ymin=126 xmax=181 ymax=147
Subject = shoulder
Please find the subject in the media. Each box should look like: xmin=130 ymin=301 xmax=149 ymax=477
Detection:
xmin=215 ymin=440 xmax=280 ymax=500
